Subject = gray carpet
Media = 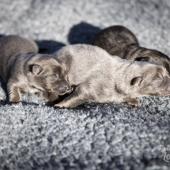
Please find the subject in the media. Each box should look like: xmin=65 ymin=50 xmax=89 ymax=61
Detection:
xmin=0 ymin=0 xmax=170 ymax=170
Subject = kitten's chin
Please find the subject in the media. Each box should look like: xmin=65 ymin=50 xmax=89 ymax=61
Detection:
xmin=46 ymin=85 xmax=76 ymax=106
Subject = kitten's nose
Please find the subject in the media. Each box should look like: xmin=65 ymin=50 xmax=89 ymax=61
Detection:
xmin=58 ymin=85 xmax=71 ymax=94
xmin=159 ymin=76 xmax=170 ymax=96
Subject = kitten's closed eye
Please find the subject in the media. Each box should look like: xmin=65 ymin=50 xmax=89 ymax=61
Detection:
xmin=30 ymin=86 xmax=45 ymax=98
xmin=34 ymin=91 xmax=41 ymax=96
xmin=48 ymin=74 xmax=59 ymax=79
xmin=31 ymin=85 xmax=43 ymax=92
xmin=135 ymin=57 xmax=149 ymax=62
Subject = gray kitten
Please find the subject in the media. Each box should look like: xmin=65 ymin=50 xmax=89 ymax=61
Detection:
xmin=94 ymin=25 xmax=170 ymax=73
xmin=93 ymin=25 xmax=139 ymax=58
xmin=0 ymin=35 xmax=72 ymax=103
xmin=54 ymin=44 xmax=170 ymax=108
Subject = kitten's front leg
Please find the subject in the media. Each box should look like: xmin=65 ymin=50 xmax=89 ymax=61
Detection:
xmin=55 ymin=86 xmax=88 ymax=108
xmin=7 ymin=80 xmax=23 ymax=103
xmin=123 ymin=97 xmax=140 ymax=107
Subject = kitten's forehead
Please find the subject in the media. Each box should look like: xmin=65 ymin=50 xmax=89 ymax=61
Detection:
xmin=34 ymin=54 xmax=60 ymax=65
xmin=123 ymin=63 xmax=159 ymax=82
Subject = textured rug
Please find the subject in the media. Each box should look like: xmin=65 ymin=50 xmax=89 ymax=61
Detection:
xmin=0 ymin=0 xmax=170 ymax=170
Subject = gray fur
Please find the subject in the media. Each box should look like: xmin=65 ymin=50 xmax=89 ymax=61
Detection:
xmin=0 ymin=35 xmax=71 ymax=103
xmin=54 ymin=44 xmax=170 ymax=108
xmin=93 ymin=25 xmax=139 ymax=58
xmin=0 ymin=35 xmax=38 ymax=81
xmin=94 ymin=25 xmax=170 ymax=73
xmin=125 ymin=45 xmax=170 ymax=73
xmin=0 ymin=0 xmax=170 ymax=169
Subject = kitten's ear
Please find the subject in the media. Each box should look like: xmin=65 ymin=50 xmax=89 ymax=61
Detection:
xmin=130 ymin=76 xmax=143 ymax=86
xmin=56 ymin=54 xmax=72 ymax=73
xmin=29 ymin=64 xmax=43 ymax=75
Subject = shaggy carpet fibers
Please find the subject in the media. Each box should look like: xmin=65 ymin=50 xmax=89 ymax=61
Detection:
xmin=0 ymin=0 xmax=170 ymax=169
